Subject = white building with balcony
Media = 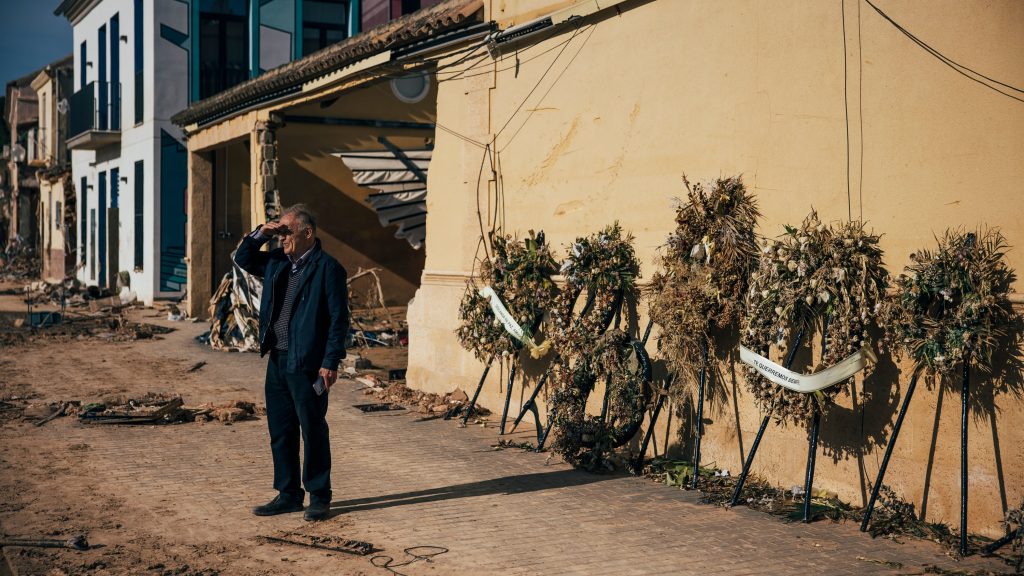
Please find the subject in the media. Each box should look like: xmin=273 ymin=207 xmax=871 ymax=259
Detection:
xmin=56 ymin=0 xmax=383 ymax=303
xmin=57 ymin=0 xmax=189 ymax=301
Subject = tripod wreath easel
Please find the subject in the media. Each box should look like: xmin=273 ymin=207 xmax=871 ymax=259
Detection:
xmin=860 ymin=228 xmax=1016 ymax=557
xmin=644 ymin=175 xmax=761 ymax=484
xmin=730 ymin=211 xmax=889 ymax=522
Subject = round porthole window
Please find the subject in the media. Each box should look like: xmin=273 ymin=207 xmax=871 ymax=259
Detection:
xmin=390 ymin=73 xmax=431 ymax=104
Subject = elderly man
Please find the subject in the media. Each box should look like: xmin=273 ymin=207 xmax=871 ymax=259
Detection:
xmin=234 ymin=204 xmax=348 ymax=521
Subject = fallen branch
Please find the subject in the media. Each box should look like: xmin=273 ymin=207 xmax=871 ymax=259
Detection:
xmin=34 ymin=402 xmax=69 ymax=427
xmin=0 ymin=535 xmax=89 ymax=550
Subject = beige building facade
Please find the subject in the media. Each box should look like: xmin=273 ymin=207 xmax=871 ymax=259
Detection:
xmin=176 ymin=0 xmax=1024 ymax=536
xmin=30 ymin=58 xmax=75 ymax=281
xmin=408 ymin=0 xmax=1024 ymax=536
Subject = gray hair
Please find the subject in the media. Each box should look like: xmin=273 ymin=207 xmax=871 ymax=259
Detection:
xmin=283 ymin=203 xmax=317 ymax=233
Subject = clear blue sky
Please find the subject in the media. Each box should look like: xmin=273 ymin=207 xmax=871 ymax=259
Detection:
xmin=0 ymin=1 xmax=73 ymax=86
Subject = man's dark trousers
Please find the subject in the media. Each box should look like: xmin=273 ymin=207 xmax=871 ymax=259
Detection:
xmin=266 ymin=350 xmax=331 ymax=505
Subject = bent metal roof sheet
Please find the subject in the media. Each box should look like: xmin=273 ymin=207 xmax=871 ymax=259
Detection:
xmin=171 ymin=0 xmax=484 ymax=129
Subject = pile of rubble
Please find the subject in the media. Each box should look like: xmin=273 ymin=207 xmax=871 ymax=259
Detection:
xmin=12 ymin=393 xmax=264 ymax=427
xmin=356 ymin=375 xmax=488 ymax=419
xmin=204 ymin=257 xmax=408 ymax=353
xmin=0 ymin=311 xmax=172 ymax=347
xmin=79 ymin=393 xmax=263 ymax=425
xmin=20 ymin=277 xmax=121 ymax=307
xmin=0 ymin=239 xmax=40 ymax=280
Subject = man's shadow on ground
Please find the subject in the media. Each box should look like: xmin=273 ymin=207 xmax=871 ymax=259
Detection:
xmin=329 ymin=469 xmax=613 ymax=515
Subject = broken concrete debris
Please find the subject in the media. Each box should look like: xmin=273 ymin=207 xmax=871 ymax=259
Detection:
xmin=0 ymin=240 xmax=41 ymax=280
xmin=72 ymin=394 xmax=264 ymax=426
xmin=362 ymin=381 xmax=488 ymax=420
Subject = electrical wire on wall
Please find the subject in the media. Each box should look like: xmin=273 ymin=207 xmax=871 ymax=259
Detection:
xmin=841 ymin=0 xmax=852 ymax=221
xmin=863 ymin=0 xmax=1024 ymax=104
xmin=453 ymin=19 xmax=598 ymax=278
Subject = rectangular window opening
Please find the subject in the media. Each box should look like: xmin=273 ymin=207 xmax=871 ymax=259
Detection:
xmin=134 ymin=160 xmax=144 ymax=270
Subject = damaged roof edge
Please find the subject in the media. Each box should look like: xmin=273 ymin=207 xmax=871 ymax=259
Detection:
xmin=171 ymin=0 xmax=484 ymax=130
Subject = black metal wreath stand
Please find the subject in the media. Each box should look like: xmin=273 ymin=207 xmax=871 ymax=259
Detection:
xmin=960 ymin=354 xmax=971 ymax=557
xmin=690 ymin=343 xmax=710 ymax=489
xmin=499 ymin=362 xmax=518 ymax=435
xmin=462 ymin=352 xmax=497 ymax=425
xmin=859 ymin=371 xmax=920 ymax=532
xmin=729 ymin=329 xmax=805 ymax=507
xmin=860 ymin=354 xmax=973 ymax=557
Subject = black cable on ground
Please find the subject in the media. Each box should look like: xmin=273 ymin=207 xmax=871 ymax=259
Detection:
xmin=370 ymin=546 xmax=449 ymax=576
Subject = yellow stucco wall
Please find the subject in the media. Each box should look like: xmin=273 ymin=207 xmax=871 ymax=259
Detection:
xmin=409 ymin=0 xmax=1024 ymax=535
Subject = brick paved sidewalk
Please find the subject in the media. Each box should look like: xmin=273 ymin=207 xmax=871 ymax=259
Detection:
xmin=0 ymin=316 xmax=1014 ymax=575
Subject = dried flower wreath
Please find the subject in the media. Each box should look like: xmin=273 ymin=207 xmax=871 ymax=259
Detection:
xmin=741 ymin=211 xmax=888 ymax=425
xmin=547 ymin=223 xmax=646 ymax=469
xmin=549 ymin=329 xmax=651 ymax=469
xmin=455 ymin=231 xmax=560 ymax=362
xmin=648 ymin=175 xmax=760 ymax=400
xmin=881 ymin=228 xmax=1015 ymax=376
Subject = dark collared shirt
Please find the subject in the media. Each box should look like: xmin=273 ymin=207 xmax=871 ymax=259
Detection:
xmin=250 ymin=228 xmax=316 ymax=351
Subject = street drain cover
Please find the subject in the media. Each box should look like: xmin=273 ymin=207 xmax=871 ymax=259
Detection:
xmin=353 ymin=403 xmax=405 ymax=413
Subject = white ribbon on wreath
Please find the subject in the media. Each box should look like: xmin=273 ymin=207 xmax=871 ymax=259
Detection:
xmin=739 ymin=346 xmax=875 ymax=394
xmin=478 ymin=286 xmax=551 ymax=359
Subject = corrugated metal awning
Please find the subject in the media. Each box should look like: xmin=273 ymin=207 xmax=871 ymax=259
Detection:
xmin=335 ymin=147 xmax=430 ymax=249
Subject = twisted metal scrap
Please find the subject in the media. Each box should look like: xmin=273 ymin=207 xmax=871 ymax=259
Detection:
xmin=649 ymin=175 xmax=760 ymax=399
xmin=208 ymin=256 xmax=263 ymax=352
xmin=881 ymin=227 xmax=1016 ymax=377
xmin=742 ymin=211 xmax=888 ymax=425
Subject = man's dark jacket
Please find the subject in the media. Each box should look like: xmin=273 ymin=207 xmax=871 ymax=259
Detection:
xmin=234 ymin=234 xmax=348 ymax=373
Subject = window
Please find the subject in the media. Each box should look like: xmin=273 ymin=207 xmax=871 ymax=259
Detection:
xmin=302 ymin=0 xmax=347 ymax=56
xmin=198 ymin=0 xmax=249 ymax=99
xmin=90 ymin=208 xmax=97 ymax=279
xmin=110 ymin=14 xmax=120 ymax=130
xmin=134 ymin=160 xmax=144 ymax=269
xmin=79 ymin=41 xmax=87 ymax=89
xmin=80 ymin=177 xmax=88 ymax=263
xmin=98 ymin=23 xmax=108 ymax=130
xmin=134 ymin=0 xmax=143 ymax=124
xmin=55 ymin=201 xmax=62 ymax=232
xmin=111 ymin=168 xmax=119 ymax=208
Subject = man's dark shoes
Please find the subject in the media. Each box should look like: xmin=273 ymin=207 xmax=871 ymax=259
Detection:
xmin=304 ymin=501 xmax=330 ymax=521
xmin=253 ymin=493 xmax=304 ymax=516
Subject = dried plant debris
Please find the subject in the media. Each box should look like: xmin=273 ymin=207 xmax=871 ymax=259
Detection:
xmin=456 ymin=231 xmax=560 ymax=363
xmin=742 ymin=211 xmax=889 ymax=425
xmin=1002 ymin=500 xmax=1023 ymax=571
xmin=649 ymin=175 xmax=760 ymax=398
xmin=208 ymin=261 xmax=263 ymax=352
xmin=882 ymin=228 xmax=1016 ymax=377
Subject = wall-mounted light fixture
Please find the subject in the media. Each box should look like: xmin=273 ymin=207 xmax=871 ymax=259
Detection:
xmin=85 ymin=61 xmax=93 ymax=68
xmin=120 ymin=35 xmax=128 ymax=43
xmin=119 ymin=175 xmax=128 ymax=183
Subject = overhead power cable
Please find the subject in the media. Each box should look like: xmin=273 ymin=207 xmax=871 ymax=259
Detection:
xmin=863 ymin=0 xmax=1024 ymax=104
